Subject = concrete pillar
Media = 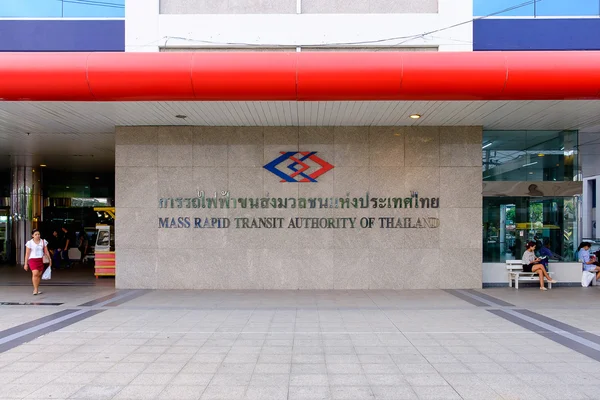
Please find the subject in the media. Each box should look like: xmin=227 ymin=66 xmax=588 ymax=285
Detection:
xmin=10 ymin=166 xmax=33 ymax=265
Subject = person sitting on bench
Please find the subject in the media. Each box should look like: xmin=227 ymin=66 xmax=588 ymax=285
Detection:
xmin=522 ymin=241 xmax=556 ymax=291
xmin=578 ymin=242 xmax=600 ymax=282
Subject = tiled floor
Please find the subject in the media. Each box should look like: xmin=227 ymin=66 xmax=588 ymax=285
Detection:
xmin=1 ymin=278 xmax=600 ymax=399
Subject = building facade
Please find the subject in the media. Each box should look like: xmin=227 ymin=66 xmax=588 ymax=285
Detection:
xmin=2 ymin=0 xmax=600 ymax=289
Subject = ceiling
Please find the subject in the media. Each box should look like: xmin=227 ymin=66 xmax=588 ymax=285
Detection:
xmin=1 ymin=100 xmax=600 ymax=171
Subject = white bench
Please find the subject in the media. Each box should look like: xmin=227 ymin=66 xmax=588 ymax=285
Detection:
xmin=506 ymin=260 xmax=554 ymax=289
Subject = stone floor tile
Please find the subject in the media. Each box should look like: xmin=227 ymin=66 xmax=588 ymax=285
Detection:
xmin=370 ymin=385 xmax=417 ymax=400
xmin=410 ymin=385 xmax=461 ymax=400
xmin=23 ymin=383 xmax=83 ymax=399
xmin=216 ymin=363 xmax=256 ymax=375
xmin=396 ymin=363 xmax=438 ymax=374
xmin=329 ymin=374 xmax=369 ymax=386
xmin=290 ymin=374 xmax=329 ymax=386
xmin=330 ymin=386 xmax=374 ymax=399
xmin=323 ymin=346 xmax=356 ymax=355
xmin=451 ymin=385 xmax=502 ymax=400
xmin=404 ymin=373 xmax=449 ymax=387
xmin=91 ymin=372 xmax=139 ymax=386
xmin=157 ymin=385 xmax=205 ymax=400
xmin=170 ymin=373 xmax=214 ymax=386
xmin=200 ymin=385 xmax=246 ymax=400
xmin=182 ymin=363 xmax=220 ymax=374
xmin=362 ymin=363 xmax=400 ymax=374
xmin=325 ymin=354 xmax=360 ymax=364
xmin=292 ymin=354 xmax=325 ymax=363
xmin=130 ymin=373 xmax=176 ymax=385
xmin=292 ymin=363 xmax=327 ymax=374
xmin=69 ymin=385 xmax=124 ymax=400
xmin=537 ymin=384 xmax=592 ymax=400
xmin=366 ymin=373 xmax=407 ymax=386
xmin=253 ymin=363 xmax=291 ymax=374
xmin=327 ymin=363 xmax=363 ymax=374
xmin=249 ymin=373 xmax=289 ymax=387
xmin=244 ymin=386 xmax=288 ymax=400
xmin=112 ymin=384 xmax=166 ymax=400
xmin=288 ymin=386 xmax=331 ymax=400
xmin=209 ymin=374 xmax=252 ymax=386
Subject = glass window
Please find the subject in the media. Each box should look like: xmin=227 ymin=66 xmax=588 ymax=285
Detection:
xmin=473 ymin=0 xmax=534 ymax=17
xmin=483 ymin=196 xmax=578 ymax=263
xmin=0 ymin=0 xmax=124 ymax=18
xmin=0 ymin=0 xmax=62 ymax=18
xmin=63 ymin=0 xmax=125 ymax=18
xmin=535 ymin=0 xmax=600 ymax=16
xmin=482 ymin=130 xmax=578 ymax=182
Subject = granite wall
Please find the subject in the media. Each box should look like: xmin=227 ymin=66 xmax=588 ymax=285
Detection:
xmin=115 ymin=126 xmax=482 ymax=289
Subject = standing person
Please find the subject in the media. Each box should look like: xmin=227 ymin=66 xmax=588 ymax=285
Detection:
xmin=78 ymin=231 xmax=89 ymax=264
xmin=577 ymin=242 xmax=600 ymax=281
xmin=60 ymin=226 xmax=74 ymax=269
xmin=48 ymin=230 xmax=61 ymax=268
xmin=522 ymin=241 xmax=556 ymax=291
xmin=24 ymin=229 xmax=52 ymax=295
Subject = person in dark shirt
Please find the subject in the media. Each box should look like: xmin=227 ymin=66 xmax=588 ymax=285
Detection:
xmin=48 ymin=230 xmax=61 ymax=268
xmin=61 ymin=226 xmax=75 ymax=268
xmin=78 ymin=232 xmax=89 ymax=264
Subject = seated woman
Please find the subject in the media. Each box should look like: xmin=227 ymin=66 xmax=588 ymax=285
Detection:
xmin=522 ymin=241 xmax=556 ymax=291
xmin=578 ymin=242 xmax=600 ymax=281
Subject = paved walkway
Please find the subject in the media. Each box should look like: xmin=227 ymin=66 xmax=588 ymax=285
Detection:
xmin=0 ymin=277 xmax=600 ymax=399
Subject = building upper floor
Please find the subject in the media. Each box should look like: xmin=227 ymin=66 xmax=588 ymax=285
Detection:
xmin=1 ymin=0 xmax=600 ymax=53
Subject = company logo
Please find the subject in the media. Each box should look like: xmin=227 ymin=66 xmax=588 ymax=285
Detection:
xmin=263 ymin=151 xmax=334 ymax=182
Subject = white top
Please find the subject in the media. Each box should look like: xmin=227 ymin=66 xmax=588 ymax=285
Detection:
xmin=25 ymin=239 xmax=48 ymax=259
xmin=522 ymin=250 xmax=536 ymax=266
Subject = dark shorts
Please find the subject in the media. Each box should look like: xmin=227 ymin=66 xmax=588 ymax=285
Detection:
xmin=523 ymin=263 xmax=539 ymax=273
xmin=28 ymin=258 xmax=44 ymax=271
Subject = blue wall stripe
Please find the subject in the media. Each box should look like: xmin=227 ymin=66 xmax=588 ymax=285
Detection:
xmin=0 ymin=20 xmax=124 ymax=52
xmin=474 ymin=19 xmax=600 ymax=51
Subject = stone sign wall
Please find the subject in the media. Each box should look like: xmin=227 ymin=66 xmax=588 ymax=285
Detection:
xmin=115 ymin=126 xmax=482 ymax=289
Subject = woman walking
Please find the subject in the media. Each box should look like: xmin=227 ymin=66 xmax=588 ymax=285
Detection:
xmin=24 ymin=229 xmax=52 ymax=295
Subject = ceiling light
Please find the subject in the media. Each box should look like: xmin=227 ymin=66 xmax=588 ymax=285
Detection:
xmin=529 ymin=172 xmax=534 ymax=175
xmin=409 ymin=114 xmax=421 ymax=119
xmin=537 ymin=153 xmax=544 ymax=157
xmin=32 ymin=169 xmax=35 ymax=173
xmin=522 ymin=162 xmax=538 ymax=167
xmin=85 ymin=186 xmax=89 ymax=188
xmin=40 ymin=164 xmax=46 ymax=167
xmin=66 ymin=186 xmax=70 ymax=189
xmin=482 ymin=142 xmax=493 ymax=149
xmin=175 ymin=115 xmax=187 ymax=119
xmin=95 ymin=177 xmax=100 ymax=180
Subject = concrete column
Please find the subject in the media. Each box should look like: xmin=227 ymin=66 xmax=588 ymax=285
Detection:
xmin=10 ymin=166 xmax=33 ymax=265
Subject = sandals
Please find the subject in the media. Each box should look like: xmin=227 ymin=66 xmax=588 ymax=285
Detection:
xmin=540 ymin=287 xmax=548 ymax=291
xmin=33 ymin=291 xmax=43 ymax=295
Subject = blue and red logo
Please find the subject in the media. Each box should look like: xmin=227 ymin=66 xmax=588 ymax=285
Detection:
xmin=263 ymin=151 xmax=334 ymax=182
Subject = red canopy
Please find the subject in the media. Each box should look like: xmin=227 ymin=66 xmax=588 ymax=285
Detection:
xmin=1 ymin=51 xmax=599 ymax=101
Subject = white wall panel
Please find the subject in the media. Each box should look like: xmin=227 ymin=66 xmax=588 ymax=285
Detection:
xmin=126 ymin=0 xmax=472 ymax=52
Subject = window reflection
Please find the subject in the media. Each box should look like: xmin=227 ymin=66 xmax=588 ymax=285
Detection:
xmin=482 ymin=130 xmax=578 ymax=182
xmin=0 ymin=0 xmax=124 ymax=18
xmin=483 ymin=197 xmax=578 ymax=263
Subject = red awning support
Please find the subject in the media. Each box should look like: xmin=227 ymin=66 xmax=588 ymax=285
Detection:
xmin=1 ymin=51 xmax=600 ymax=101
